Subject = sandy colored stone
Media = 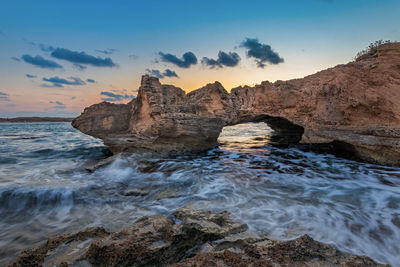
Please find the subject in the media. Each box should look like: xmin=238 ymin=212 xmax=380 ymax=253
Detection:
xmin=73 ymin=43 xmax=400 ymax=165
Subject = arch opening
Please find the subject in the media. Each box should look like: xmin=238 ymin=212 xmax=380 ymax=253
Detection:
xmin=218 ymin=115 xmax=305 ymax=152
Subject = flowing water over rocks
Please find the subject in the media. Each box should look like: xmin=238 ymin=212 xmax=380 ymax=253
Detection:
xmin=0 ymin=122 xmax=399 ymax=266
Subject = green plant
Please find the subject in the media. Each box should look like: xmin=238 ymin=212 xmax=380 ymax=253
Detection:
xmin=355 ymin=40 xmax=393 ymax=60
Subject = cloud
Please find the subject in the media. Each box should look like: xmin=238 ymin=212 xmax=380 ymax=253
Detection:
xmin=49 ymin=100 xmax=66 ymax=109
xmin=41 ymin=83 xmax=63 ymax=88
xmin=100 ymin=90 xmax=135 ymax=102
xmin=0 ymin=92 xmax=10 ymax=101
xmin=146 ymin=68 xmax=178 ymax=79
xmin=38 ymin=44 xmax=55 ymax=52
xmin=21 ymin=55 xmax=63 ymax=69
xmin=11 ymin=57 xmax=21 ymax=62
xmin=26 ymin=74 xmax=37 ymax=78
xmin=86 ymin=78 xmax=96 ymax=83
xmin=51 ymin=48 xmax=116 ymax=67
xmin=202 ymin=51 xmax=241 ymax=68
xmin=95 ymin=48 xmax=116 ymax=55
xmin=146 ymin=69 xmax=163 ymax=78
xmin=73 ymin=64 xmax=87 ymax=71
xmin=42 ymin=76 xmax=86 ymax=87
xmin=158 ymin=51 xmax=197 ymax=68
xmin=240 ymin=38 xmax=284 ymax=68
xmin=163 ymin=69 xmax=178 ymax=77
xmin=71 ymin=96 xmax=77 ymax=100
xmin=23 ymin=39 xmax=55 ymax=52
xmin=129 ymin=54 xmax=139 ymax=60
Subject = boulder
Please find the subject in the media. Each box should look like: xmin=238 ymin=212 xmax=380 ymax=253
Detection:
xmin=9 ymin=209 xmax=387 ymax=267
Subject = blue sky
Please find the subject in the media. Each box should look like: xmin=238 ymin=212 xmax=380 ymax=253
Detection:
xmin=0 ymin=0 xmax=399 ymax=117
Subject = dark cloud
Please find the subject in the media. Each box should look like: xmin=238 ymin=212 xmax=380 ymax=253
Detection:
xmin=129 ymin=54 xmax=139 ymax=60
xmin=26 ymin=74 xmax=37 ymax=78
xmin=146 ymin=68 xmax=178 ymax=79
xmin=202 ymin=51 xmax=241 ymax=68
xmin=146 ymin=69 xmax=163 ymax=78
xmin=11 ymin=57 xmax=21 ymax=62
xmin=21 ymin=55 xmax=63 ymax=69
xmin=86 ymin=78 xmax=96 ymax=83
xmin=95 ymin=48 xmax=116 ymax=55
xmin=51 ymin=48 xmax=116 ymax=67
xmin=100 ymin=90 xmax=135 ymax=102
xmin=240 ymin=38 xmax=284 ymax=68
xmin=163 ymin=69 xmax=178 ymax=77
xmin=0 ymin=92 xmax=10 ymax=101
xmin=42 ymin=76 xmax=86 ymax=87
xmin=71 ymin=96 xmax=77 ymax=100
xmin=49 ymin=100 xmax=66 ymax=109
xmin=158 ymin=51 xmax=197 ymax=68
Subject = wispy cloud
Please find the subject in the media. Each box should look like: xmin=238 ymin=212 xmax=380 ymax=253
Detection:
xmin=86 ymin=78 xmax=96 ymax=83
xmin=240 ymin=38 xmax=284 ymax=68
xmin=11 ymin=57 xmax=21 ymax=62
xmin=158 ymin=51 xmax=197 ymax=68
xmin=0 ymin=92 xmax=10 ymax=101
xmin=51 ymin=48 xmax=117 ymax=67
xmin=23 ymin=39 xmax=55 ymax=52
xmin=95 ymin=48 xmax=117 ymax=55
xmin=49 ymin=100 xmax=66 ymax=109
xmin=26 ymin=74 xmax=37 ymax=78
xmin=42 ymin=76 xmax=86 ymax=87
xmin=202 ymin=51 xmax=241 ymax=69
xmin=21 ymin=55 xmax=63 ymax=69
xmin=129 ymin=54 xmax=139 ymax=60
xmin=146 ymin=68 xmax=178 ymax=79
xmin=100 ymin=89 xmax=135 ymax=102
xmin=73 ymin=64 xmax=87 ymax=71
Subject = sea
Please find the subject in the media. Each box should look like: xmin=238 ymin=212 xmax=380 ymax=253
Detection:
xmin=0 ymin=122 xmax=399 ymax=266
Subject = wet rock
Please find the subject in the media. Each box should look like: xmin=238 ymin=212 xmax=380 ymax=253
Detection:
xmin=173 ymin=235 xmax=389 ymax=267
xmin=73 ymin=43 xmax=400 ymax=166
xmin=10 ymin=227 xmax=109 ymax=267
xmin=9 ymin=209 xmax=387 ymax=267
xmin=84 ymin=153 xmax=128 ymax=172
xmin=173 ymin=207 xmax=248 ymax=238
xmin=122 ymin=188 xmax=149 ymax=197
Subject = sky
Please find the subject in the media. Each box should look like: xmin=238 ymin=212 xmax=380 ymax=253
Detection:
xmin=0 ymin=0 xmax=399 ymax=117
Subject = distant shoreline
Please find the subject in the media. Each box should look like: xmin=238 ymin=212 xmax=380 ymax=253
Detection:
xmin=0 ymin=117 xmax=74 ymax=123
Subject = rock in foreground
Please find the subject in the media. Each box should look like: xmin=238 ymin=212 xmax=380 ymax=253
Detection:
xmin=73 ymin=43 xmax=400 ymax=165
xmin=10 ymin=208 xmax=388 ymax=266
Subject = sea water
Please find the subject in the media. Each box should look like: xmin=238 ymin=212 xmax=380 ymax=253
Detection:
xmin=0 ymin=122 xmax=399 ymax=266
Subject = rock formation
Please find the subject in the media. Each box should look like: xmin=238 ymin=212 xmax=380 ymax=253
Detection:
xmin=10 ymin=208 xmax=387 ymax=266
xmin=73 ymin=43 xmax=400 ymax=165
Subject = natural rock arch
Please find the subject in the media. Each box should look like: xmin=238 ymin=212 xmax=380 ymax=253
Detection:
xmin=73 ymin=43 xmax=400 ymax=165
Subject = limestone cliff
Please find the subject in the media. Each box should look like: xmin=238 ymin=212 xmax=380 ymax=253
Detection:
xmin=72 ymin=43 xmax=400 ymax=165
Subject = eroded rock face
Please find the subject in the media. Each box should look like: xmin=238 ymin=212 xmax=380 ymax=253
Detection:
xmin=73 ymin=43 xmax=400 ymax=165
xmin=10 ymin=208 xmax=387 ymax=267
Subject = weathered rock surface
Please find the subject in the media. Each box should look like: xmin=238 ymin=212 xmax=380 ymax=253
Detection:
xmin=73 ymin=43 xmax=400 ymax=165
xmin=10 ymin=208 xmax=387 ymax=267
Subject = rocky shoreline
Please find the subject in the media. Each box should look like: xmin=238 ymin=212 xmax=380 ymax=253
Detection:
xmin=72 ymin=43 xmax=400 ymax=166
xmin=10 ymin=208 xmax=388 ymax=266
